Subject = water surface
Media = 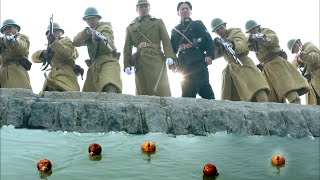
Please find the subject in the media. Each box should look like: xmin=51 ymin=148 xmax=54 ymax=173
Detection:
xmin=1 ymin=125 xmax=319 ymax=180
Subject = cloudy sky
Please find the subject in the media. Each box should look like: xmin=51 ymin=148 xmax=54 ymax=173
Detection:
xmin=1 ymin=0 xmax=319 ymax=103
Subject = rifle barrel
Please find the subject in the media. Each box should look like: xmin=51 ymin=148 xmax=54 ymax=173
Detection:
xmin=221 ymin=38 xmax=243 ymax=66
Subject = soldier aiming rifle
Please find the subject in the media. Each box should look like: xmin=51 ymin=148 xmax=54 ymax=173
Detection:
xmin=218 ymin=37 xmax=243 ymax=66
xmin=85 ymin=27 xmax=113 ymax=51
xmin=41 ymin=14 xmax=54 ymax=71
xmin=31 ymin=16 xmax=81 ymax=92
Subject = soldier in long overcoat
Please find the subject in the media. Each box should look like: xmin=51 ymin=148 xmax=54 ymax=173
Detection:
xmin=244 ymin=20 xmax=309 ymax=104
xmin=0 ymin=19 xmax=32 ymax=89
xmin=211 ymin=18 xmax=270 ymax=102
xmin=170 ymin=1 xmax=215 ymax=99
xmin=287 ymin=39 xmax=320 ymax=105
xmin=32 ymin=23 xmax=80 ymax=92
xmin=73 ymin=7 xmax=122 ymax=93
xmin=123 ymin=0 xmax=176 ymax=97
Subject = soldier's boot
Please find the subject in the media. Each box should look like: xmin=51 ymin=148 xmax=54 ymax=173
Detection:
xmin=103 ymin=84 xmax=118 ymax=93
xmin=285 ymin=91 xmax=301 ymax=104
xmin=254 ymin=90 xmax=268 ymax=102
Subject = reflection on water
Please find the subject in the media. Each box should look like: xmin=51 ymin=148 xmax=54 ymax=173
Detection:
xmin=1 ymin=125 xmax=319 ymax=180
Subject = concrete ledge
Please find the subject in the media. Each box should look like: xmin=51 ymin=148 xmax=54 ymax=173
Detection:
xmin=1 ymin=88 xmax=319 ymax=137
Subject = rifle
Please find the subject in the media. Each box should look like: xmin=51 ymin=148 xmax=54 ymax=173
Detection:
xmin=86 ymin=27 xmax=113 ymax=51
xmin=0 ymin=34 xmax=16 ymax=48
xmin=251 ymin=33 xmax=271 ymax=42
xmin=3 ymin=34 xmax=16 ymax=43
xmin=220 ymin=38 xmax=243 ymax=66
xmin=41 ymin=14 xmax=54 ymax=71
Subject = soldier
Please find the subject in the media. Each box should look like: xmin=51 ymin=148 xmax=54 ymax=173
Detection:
xmin=244 ymin=20 xmax=309 ymax=104
xmin=31 ymin=22 xmax=81 ymax=92
xmin=73 ymin=7 xmax=122 ymax=93
xmin=211 ymin=18 xmax=270 ymax=102
xmin=0 ymin=19 xmax=32 ymax=89
xmin=287 ymin=39 xmax=320 ymax=105
xmin=123 ymin=0 xmax=176 ymax=96
xmin=170 ymin=1 xmax=215 ymax=99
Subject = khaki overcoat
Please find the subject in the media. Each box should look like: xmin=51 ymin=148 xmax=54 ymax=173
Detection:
xmin=248 ymin=28 xmax=309 ymax=102
xmin=0 ymin=32 xmax=32 ymax=89
xmin=123 ymin=16 xmax=176 ymax=96
xmin=32 ymin=37 xmax=80 ymax=92
xmin=292 ymin=42 xmax=320 ymax=105
xmin=215 ymin=28 xmax=270 ymax=101
xmin=73 ymin=21 xmax=122 ymax=92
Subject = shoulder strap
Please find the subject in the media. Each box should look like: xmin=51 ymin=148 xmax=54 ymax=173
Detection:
xmin=138 ymin=31 xmax=153 ymax=44
xmin=174 ymin=21 xmax=194 ymax=45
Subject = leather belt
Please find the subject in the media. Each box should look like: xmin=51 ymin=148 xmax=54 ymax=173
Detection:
xmin=178 ymin=43 xmax=193 ymax=52
xmin=138 ymin=42 xmax=160 ymax=49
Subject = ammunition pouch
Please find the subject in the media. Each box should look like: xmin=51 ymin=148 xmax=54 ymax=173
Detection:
xmin=113 ymin=52 xmax=121 ymax=60
xmin=278 ymin=50 xmax=288 ymax=60
xmin=19 ymin=57 xmax=32 ymax=71
xmin=73 ymin=64 xmax=84 ymax=80
xmin=85 ymin=59 xmax=92 ymax=67
xmin=304 ymin=74 xmax=311 ymax=83
xmin=130 ymin=52 xmax=138 ymax=66
xmin=256 ymin=63 xmax=263 ymax=71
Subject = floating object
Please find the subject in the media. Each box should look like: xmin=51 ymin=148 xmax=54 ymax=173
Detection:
xmin=88 ymin=143 xmax=102 ymax=157
xmin=203 ymin=162 xmax=219 ymax=177
xmin=141 ymin=141 xmax=156 ymax=153
xmin=37 ymin=159 xmax=52 ymax=173
xmin=271 ymin=154 xmax=285 ymax=165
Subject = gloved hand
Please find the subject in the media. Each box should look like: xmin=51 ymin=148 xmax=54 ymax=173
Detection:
xmin=124 ymin=67 xmax=133 ymax=75
xmin=47 ymin=34 xmax=56 ymax=44
xmin=214 ymin=37 xmax=223 ymax=47
xmin=166 ymin=58 xmax=174 ymax=66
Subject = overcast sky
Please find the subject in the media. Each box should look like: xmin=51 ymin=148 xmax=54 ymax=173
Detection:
xmin=1 ymin=0 xmax=319 ymax=103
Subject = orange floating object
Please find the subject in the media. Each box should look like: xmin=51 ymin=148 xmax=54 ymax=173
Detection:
xmin=37 ymin=159 xmax=52 ymax=173
xmin=88 ymin=143 xmax=102 ymax=157
xmin=271 ymin=154 xmax=285 ymax=165
xmin=141 ymin=141 xmax=156 ymax=153
xmin=203 ymin=162 xmax=219 ymax=177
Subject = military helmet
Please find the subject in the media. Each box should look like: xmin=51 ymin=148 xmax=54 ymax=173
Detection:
xmin=83 ymin=7 xmax=102 ymax=21
xmin=211 ymin=18 xmax=226 ymax=32
xmin=137 ymin=0 xmax=149 ymax=6
xmin=1 ymin=19 xmax=21 ymax=34
xmin=45 ymin=22 xmax=64 ymax=35
xmin=287 ymin=39 xmax=300 ymax=53
xmin=245 ymin=20 xmax=260 ymax=33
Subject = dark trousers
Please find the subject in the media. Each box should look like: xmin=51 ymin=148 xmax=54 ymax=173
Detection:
xmin=180 ymin=64 xmax=215 ymax=99
xmin=181 ymin=79 xmax=215 ymax=99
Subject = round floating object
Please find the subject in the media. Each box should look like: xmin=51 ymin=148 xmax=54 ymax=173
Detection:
xmin=141 ymin=141 xmax=156 ymax=153
xmin=37 ymin=159 xmax=52 ymax=173
xmin=203 ymin=162 xmax=219 ymax=177
xmin=88 ymin=143 xmax=102 ymax=157
xmin=271 ymin=154 xmax=285 ymax=165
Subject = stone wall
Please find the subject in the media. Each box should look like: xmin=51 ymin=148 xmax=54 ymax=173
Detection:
xmin=0 ymin=88 xmax=319 ymax=137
